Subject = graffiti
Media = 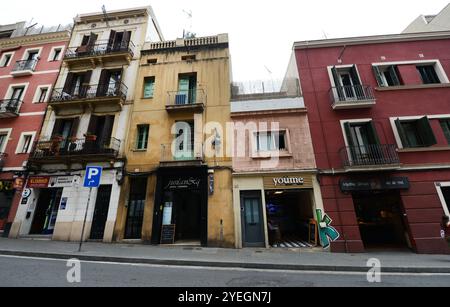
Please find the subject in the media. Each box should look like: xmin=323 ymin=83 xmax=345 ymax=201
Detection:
xmin=316 ymin=209 xmax=340 ymax=249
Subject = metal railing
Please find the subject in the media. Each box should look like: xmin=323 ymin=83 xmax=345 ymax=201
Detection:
xmin=340 ymin=144 xmax=400 ymax=168
xmin=50 ymin=82 xmax=128 ymax=103
xmin=31 ymin=137 xmax=121 ymax=159
xmin=64 ymin=40 xmax=135 ymax=59
xmin=160 ymin=143 xmax=204 ymax=162
xmin=167 ymin=89 xmax=205 ymax=106
xmin=329 ymin=85 xmax=375 ymax=104
xmin=0 ymin=99 xmax=21 ymax=115
xmin=12 ymin=59 xmax=38 ymax=72
xmin=231 ymin=78 xmax=301 ymax=100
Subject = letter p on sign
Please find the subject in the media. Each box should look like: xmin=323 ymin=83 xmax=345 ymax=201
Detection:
xmin=83 ymin=166 xmax=103 ymax=188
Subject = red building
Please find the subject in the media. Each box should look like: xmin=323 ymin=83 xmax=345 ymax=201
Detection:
xmin=294 ymin=31 xmax=450 ymax=254
xmin=0 ymin=22 xmax=70 ymax=235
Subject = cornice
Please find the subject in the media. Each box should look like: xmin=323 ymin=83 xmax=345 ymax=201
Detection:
xmin=0 ymin=31 xmax=70 ymax=50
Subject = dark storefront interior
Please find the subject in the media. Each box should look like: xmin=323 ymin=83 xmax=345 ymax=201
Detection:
xmin=30 ymin=188 xmax=63 ymax=235
xmin=265 ymin=189 xmax=314 ymax=248
xmin=125 ymin=178 xmax=147 ymax=239
xmin=0 ymin=188 xmax=14 ymax=233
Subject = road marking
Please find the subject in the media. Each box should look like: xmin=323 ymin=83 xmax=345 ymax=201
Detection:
xmin=0 ymin=254 xmax=449 ymax=277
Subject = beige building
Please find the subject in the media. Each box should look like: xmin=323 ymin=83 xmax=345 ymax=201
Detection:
xmin=403 ymin=3 xmax=450 ymax=33
xmin=113 ymin=34 xmax=235 ymax=247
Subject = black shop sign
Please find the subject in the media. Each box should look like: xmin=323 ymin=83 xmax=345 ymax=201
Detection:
xmin=164 ymin=177 xmax=201 ymax=190
xmin=340 ymin=177 xmax=410 ymax=192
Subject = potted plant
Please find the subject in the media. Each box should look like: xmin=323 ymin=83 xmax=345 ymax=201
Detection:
xmin=84 ymin=132 xmax=97 ymax=142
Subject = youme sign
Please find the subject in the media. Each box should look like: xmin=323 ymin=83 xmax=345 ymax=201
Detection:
xmin=263 ymin=174 xmax=313 ymax=189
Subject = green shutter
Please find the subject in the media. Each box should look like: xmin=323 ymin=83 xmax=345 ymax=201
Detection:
xmin=331 ymin=66 xmax=344 ymax=100
xmin=368 ymin=121 xmax=381 ymax=145
xmin=389 ymin=65 xmax=401 ymax=86
xmin=395 ymin=119 xmax=409 ymax=148
xmin=143 ymin=78 xmax=154 ymax=98
xmin=350 ymin=65 xmax=361 ymax=86
xmin=440 ymin=120 xmax=450 ymax=145
xmin=344 ymin=122 xmax=355 ymax=147
xmin=418 ymin=116 xmax=437 ymax=147
xmin=372 ymin=66 xmax=385 ymax=87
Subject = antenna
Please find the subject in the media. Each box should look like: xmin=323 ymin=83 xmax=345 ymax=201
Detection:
xmin=102 ymin=5 xmax=111 ymax=27
xmin=182 ymin=9 xmax=195 ymax=38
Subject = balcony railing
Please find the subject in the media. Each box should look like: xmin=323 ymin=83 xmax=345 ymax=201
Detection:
xmin=11 ymin=59 xmax=38 ymax=76
xmin=166 ymin=90 xmax=205 ymax=113
xmin=50 ymin=83 xmax=128 ymax=103
xmin=31 ymin=137 xmax=121 ymax=160
xmin=329 ymin=85 xmax=376 ymax=109
xmin=0 ymin=99 xmax=21 ymax=117
xmin=64 ymin=41 xmax=135 ymax=60
xmin=160 ymin=143 xmax=204 ymax=163
xmin=340 ymin=144 xmax=400 ymax=168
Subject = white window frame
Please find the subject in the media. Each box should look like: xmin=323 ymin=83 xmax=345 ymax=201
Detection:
xmin=47 ymin=46 xmax=65 ymax=62
xmin=372 ymin=59 xmax=450 ymax=85
xmin=21 ymin=47 xmax=43 ymax=61
xmin=339 ymin=118 xmax=373 ymax=148
xmin=15 ymin=131 xmax=36 ymax=154
xmin=0 ymin=128 xmax=13 ymax=153
xmin=327 ymin=64 xmax=363 ymax=88
xmin=389 ymin=114 xmax=450 ymax=149
xmin=4 ymin=82 xmax=29 ymax=110
xmin=0 ymin=51 xmax=15 ymax=67
xmin=250 ymin=129 xmax=292 ymax=157
xmin=32 ymin=84 xmax=52 ymax=103
xmin=135 ymin=124 xmax=150 ymax=151
xmin=436 ymin=182 xmax=450 ymax=217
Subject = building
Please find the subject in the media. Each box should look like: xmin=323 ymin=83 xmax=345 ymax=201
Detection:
xmin=403 ymin=3 xmax=450 ymax=33
xmin=113 ymin=34 xmax=235 ymax=247
xmin=0 ymin=22 xmax=71 ymax=237
xmin=230 ymin=68 xmax=324 ymax=249
xmin=10 ymin=7 xmax=164 ymax=242
xmin=294 ymin=31 xmax=450 ymax=254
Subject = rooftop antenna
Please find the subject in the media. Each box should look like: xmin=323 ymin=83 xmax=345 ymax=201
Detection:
xmin=182 ymin=9 xmax=194 ymax=38
xmin=264 ymin=65 xmax=276 ymax=93
xmin=102 ymin=5 xmax=111 ymax=27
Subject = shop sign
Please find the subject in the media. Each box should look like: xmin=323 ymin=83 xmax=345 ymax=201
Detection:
xmin=49 ymin=176 xmax=80 ymax=188
xmin=27 ymin=176 xmax=50 ymax=189
xmin=340 ymin=177 xmax=410 ymax=192
xmin=263 ymin=174 xmax=313 ymax=190
xmin=164 ymin=177 xmax=201 ymax=190
xmin=13 ymin=178 xmax=25 ymax=191
xmin=0 ymin=180 xmax=13 ymax=192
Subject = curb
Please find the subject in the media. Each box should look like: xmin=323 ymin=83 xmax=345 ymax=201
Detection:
xmin=1 ymin=250 xmax=449 ymax=274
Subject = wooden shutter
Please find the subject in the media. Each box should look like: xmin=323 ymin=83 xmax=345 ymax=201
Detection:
xmin=70 ymin=118 xmax=80 ymax=138
xmin=331 ymin=66 xmax=344 ymax=100
xmin=372 ymin=66 xmax=385 ymax=87
xmin=343 ymin=122 xmax=355 ymax=147
xmin=440 ymin=120 xmax=450 ymax=144
xmin=108 ymin=30 xmax=116 ymax=50
xmin=418 ymin=116 xmax=437 ymax=147
xmin=80 ymin=70 xmax=92 ymax=98
xmin=52 ymin=119 xmax=63 ymax=137
xmin=395 ymin=119 xmax=409 ymax=148
xmin=368 ymin=121 xmax=381 ymax=145
xmin=122 ymin=31 xmax=131 ymax=49
xmin=97 ymin=69 xmax=110 ymax=96
xmin=63 ymin=73 xmax=74 ymax=94
xmin=389 ymin=65 xmax=401 ymax=86
xmin=350 ymin=65 xmax=361 ymax=86
xmin=87 ymin=115 xmax=99 ymax=135
xmin=87 ymin=33 xmax=98 ymax=48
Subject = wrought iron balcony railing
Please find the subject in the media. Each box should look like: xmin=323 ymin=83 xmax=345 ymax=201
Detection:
xmin=167 ymin=89 xmax=205 ymax=106
xmin=64 ymin=41 xmax=135 ymax=60
xmin=329 ymin=85 xmax=376 ymax=105
xmin=340 ymin=144 xmax=400 ymax=168
xmin=12 ymin=59 xmax=38 ymax=73
xmin=31 ymin=137 xmax=121 ymax=159
xmin=0 ymin=99 xmax=21 ymax=116
xmin=50 ymin=82 xmax=128 ymax=103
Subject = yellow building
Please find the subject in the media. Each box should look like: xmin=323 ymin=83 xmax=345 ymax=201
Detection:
xmin=113 ymin=34 xmax=235 ymax=247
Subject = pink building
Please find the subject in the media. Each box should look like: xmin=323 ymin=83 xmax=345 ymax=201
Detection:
xmin=0 ymin=22 xmax=70 ymax=235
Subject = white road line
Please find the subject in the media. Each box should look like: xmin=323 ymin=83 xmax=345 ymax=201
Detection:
xmin=0 ymin=254 xmax=449 ymax=277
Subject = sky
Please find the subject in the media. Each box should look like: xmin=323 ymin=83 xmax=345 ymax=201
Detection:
xmin=1 ymin=0 xmax=449 ymax=81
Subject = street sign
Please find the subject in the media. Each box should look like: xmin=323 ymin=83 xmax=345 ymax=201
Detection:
xmin=83 ymin=166 xmax=103 ymax=188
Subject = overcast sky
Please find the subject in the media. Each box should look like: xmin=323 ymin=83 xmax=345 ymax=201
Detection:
xmin=1 ymin=0 xmax=449 ymax=81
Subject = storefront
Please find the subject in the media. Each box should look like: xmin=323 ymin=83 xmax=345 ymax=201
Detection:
xmin=151 ymin=166 xmax=208 ymax=246
xmin=0 ymin=180 xmax=14 ymax=232
xmin=233 ymin=172 xmax=324 ymax=249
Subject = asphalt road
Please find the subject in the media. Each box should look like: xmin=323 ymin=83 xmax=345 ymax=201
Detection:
xmin=0 ymin=254 xmax=449 ymax=287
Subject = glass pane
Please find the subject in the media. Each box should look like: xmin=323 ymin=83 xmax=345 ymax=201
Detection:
xmin=144 ymin=79 xmax=154 ymax=98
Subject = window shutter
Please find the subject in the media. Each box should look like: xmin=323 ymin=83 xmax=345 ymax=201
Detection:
xmin=418 ymin=116 xmax=437 ymax=147
xmin=372 ymin=66 xmax=385 ymax=87
xmin=97 ymin=69 xmax=110 ymax=96
xmin=52 ymin=119 xmax=63 ymax=137
xmin=87 ymin=115 xmax=98 ymax=135
xmin=122 ymin=31 xmax=131 ymax=49
xmin=108 ymin=30 xmax=117 ymax=50
xmin=389 ymin=65 xmax=401 ymax=86
xmin=440 ymin=120 xmax=450 ymax=144
xmin=368 ymin=121 xmax=381 ymax=145
xmin=63 ymin=73 xmax=74 ymax=94
xmin=343 ymin=122 xmax=355 ymax=147
xmin=331 ymin=66 xmax=344 ymax=100
xmin=395 ymin=119 xmax=409 ymax=148
xmin=70 ymin=118 xmax=80 ymax=138
xmin=350 ymin=65 xmax=361 ymax=86
xmin=80 ymin=70 xmax=92 ymax=98
xmin=87 ymin=33 xmax=98 ymax=48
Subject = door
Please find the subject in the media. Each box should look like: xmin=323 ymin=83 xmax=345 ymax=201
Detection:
xmin=125 ymin=178 xmax=147 ymax=239
xmin=240 ymin=191 xmax=265 ymax=247
xmin=90 ymin=185 xmax=112 ymax=240
xmin=30 ymin=189 xmax=62 ymax=235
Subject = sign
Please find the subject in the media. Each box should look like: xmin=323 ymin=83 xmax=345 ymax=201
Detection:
xmin=263 ymin=173 xmax=313 ymax=190
xmin=49 ymin=176 xmax=79 ymax=188
xmin=308 ymin=219 xmax=318 ymax=246
xmin=60 ymin=197 xmax=68 ymax=210
xmin=13 ymin=178 xmax=25 ymax=191
xmin=22 ymin=188 xmax=32 ymax=199
xmin=316 ymin=209 xmax=340 ymax=249
xmin=164 ymin=177 xmax=201 ymax=190
xmin=83 ymin=167 xmax=102 ymax=188
xmin=27 ymin=176 xmax=50 ymax=189
xmin=162 ymin=202 xmax=173 ymax=225
xmin=0 ymin=180 xmax=13 ymax=192
xmin=160 ymin=224 xmax=176 ymax=244
xmin=340 ymin=177 xmax=410 ymax=192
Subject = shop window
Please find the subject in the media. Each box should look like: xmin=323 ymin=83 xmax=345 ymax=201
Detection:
xmin=136 ymin=124 xmax=149 ymax=150
xmin=143 ymin=77 xmax=155 ymax=98
xmin=439 ymin=119 xmax=450 ymax=145
xmin=395 ymin=117 xmax=437 ymax=148
xmin=373 ymin=65 xmax=402 ymax=87
xmin=417 ymin=65 xmax=441 ymax=84
xmin=255 ymin=131 xmax=288 ymax=152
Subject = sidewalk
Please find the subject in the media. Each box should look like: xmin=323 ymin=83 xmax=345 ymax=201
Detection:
xmin=0 ymin=238 xmax=449 ymax=273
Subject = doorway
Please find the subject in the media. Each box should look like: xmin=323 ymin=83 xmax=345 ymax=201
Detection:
xmin=353 ymin=191 xmax=411 ymax=250
xmin=240 ymin=191 xmax=265 ymax=248
xmin=30 ymin=188 xmax=63 ymax=235
xmin=125 ymin=178 xmax=147 ymax=239
xmin=90 ymin=185 xmax=112 ymax=240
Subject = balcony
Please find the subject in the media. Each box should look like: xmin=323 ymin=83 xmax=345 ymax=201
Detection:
xmin=340 ymin=144 xmax=401 ymax=171
xmin=329 ymin=85 xmax=376 ymax=110
xmin=49 ymin=83 xmax=127 ymax=116
xmin=0 ymin=99 xmax=21 ymax=118
xmin=166 ymin=90 xmax=205 ymax=114
xmin=0 ymin=153 xmax=7 ymax=170
xmin=64 ymin=41 xmax=135 ymax=68
xmin=160 ymin=143 xmax=204 ymax=167
xmin=29 ymin=137 xmax=121 ymax=165
xmin=11 ymin=59 xmax=38 ymax=77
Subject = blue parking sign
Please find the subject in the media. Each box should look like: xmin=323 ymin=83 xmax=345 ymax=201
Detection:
xmin=83 ymin=166 xmax=102 ymax=188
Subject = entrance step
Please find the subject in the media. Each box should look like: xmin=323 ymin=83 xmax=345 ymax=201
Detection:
xmin=20 ymin=235 xmax=52 ymax=241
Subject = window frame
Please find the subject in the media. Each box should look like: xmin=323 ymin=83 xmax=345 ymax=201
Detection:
xmin=4 ymin=82 xmax=29 ymax=103
xmin=32 ymin=84 xmax=52 ymax=104
xmin=250 ymin=129 xmax=292 ymax=158
xmin=435 ymin=182 xmax=450 ymax=218
xmin=143 ymin=77 xmax=155 ymax=99
xmin=439 ymin=119 xmax=450 ymax=145
xmin=0 ymin=52 xmax=14 ymax=67
xmin=0 ymin=128 xmax=13 ymax=153
xmin=47 ymin=46 xmax=65 ymax=62
xmin=15 ymin=131 xmax=36 ymax=154
xmin=135 ymin=124 xmax=150 ymax=151
xmin=21 ymin=47 xmax=43 ymax=61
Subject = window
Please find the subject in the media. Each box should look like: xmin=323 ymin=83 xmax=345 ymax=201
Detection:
xmin=0 ymin=133 xmax=8 ymax=153
xmin=373 ymin=65 xmax=402 ymax=87
xmin=19 ymin=135 xmax=33 ymax=153
xmin=395 ymin=117 xmax=437 ymax=148
xmin=255 ymin=131 xmax=287 ymax=152
xmin=330 ymin=65 xmax=362 ymax=100
xmin=143 ymin=77 xmax=155 ymax=98
xmin=10 ymin=87 xmax=25 ymax=101
xmin=182 ymin=55 xmax=196 ymax=61
xmin=436 ymin=183 xmax=450 ymax=217
xmin=417 ymin=65 xmax=440 ymax=84
xmin=440 ymin=119 xmax=450 ymax=145
xmin=177 ymin=74 xmax=197 ymax=104
xmin=136 ymin=125 xmax=149 ymax=150
xmin=50 ymin=48 xmax=62 ymax=61
xmin=0 ymin=53 xmax=13 ymax=67
xmin=147 ymin=58 xmax=157 ymax=64
xmin=37 ymin=87 xmax=49 ymax=103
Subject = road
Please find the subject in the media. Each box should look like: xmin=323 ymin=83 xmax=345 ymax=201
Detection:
xmin=0 ymin=254 xmax=449 ymax=287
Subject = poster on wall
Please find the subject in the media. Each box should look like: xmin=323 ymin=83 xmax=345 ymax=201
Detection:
xmin=162 ymin=202 xmax=173 ymax=225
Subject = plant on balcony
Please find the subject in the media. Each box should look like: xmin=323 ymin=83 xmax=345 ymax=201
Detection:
xmin=84 ymin=132 xmax=97 ymax=141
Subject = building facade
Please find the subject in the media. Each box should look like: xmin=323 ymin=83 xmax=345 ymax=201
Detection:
xmin=403 ymin=4 xmax=450 ymax=33
xmin=231 ymin=75 xmax=324 ymax=249
xmin=10 ymin=7 xmax=164 ymax=242
xmin=294 ymin=31 xmax=450 ymax=254
xmin=113 ymin=34 xmax=234 ymax=247
xmin=0 ymin=22 xmax=70 ymax=236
